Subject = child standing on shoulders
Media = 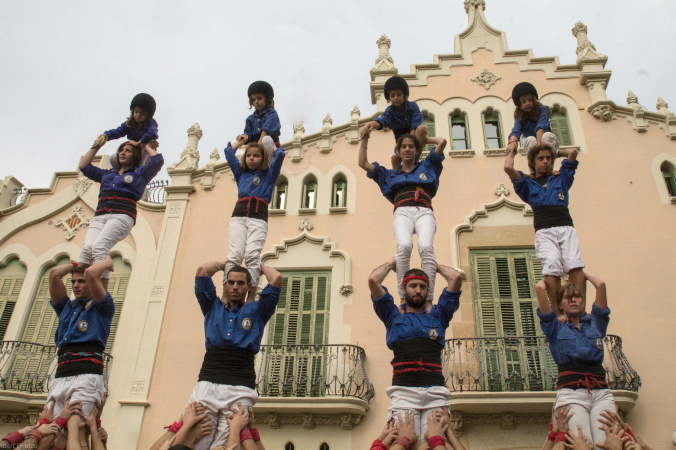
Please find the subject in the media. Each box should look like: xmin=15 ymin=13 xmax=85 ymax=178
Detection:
xmin=360 ymin=76 xmax=428 ymax=169
xmin=504 ymin=142 xmax=585 ymax=319
xmin=224 ymin=134 xmax=286 ymax=302
xmin=507 ymin=82 xmax=559 ymax=172
xmin=239 ymin=81 xmax=281 ymax=166
xmin=92 ymin=93 xmax=159 ymax=168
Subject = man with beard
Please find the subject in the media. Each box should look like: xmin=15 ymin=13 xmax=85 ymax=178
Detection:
xmin=187 ymin=261 xmax=282 ymax=450
xmin=368 ymin=259 xmax=462 ymax=443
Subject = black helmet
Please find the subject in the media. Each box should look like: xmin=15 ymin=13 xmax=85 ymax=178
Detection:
xmin=384 ymin=76 xmax=409 ymax=101
xmin=511 ymin=82 xmax=538 ymax=107
xmin=130 ymin=93 xmax=156 ymax=118
xmin=248 ymin=81 xmax=274 ymax=101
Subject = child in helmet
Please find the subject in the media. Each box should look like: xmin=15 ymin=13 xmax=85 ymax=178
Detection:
xmin=507 ymin=82 xmax=559 ymax=171
xmin=360 ymin=76 xmax=428 ymax=169
xmin=92 ymin=93 xmax=159 ymax=169
xmin=237 ymin=81 xmax=281 ymax=165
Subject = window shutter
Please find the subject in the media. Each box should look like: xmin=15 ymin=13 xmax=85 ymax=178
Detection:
xmin=0 ymin=260 xmax=26 ymax=341
xmin=105 ymin=257 xmax=131 ymax=354
xmin=423 ymin=114 xmax=436 ymax=155
xmin=551 ymin=112 xmax=573 ymax=146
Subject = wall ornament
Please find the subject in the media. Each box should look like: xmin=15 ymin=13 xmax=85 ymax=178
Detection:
xmin=54 ymin=204 xmax=90 ymax=240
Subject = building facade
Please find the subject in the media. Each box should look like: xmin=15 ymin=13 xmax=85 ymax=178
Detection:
xmin=1 ymin=1 xmax=674 ymax=448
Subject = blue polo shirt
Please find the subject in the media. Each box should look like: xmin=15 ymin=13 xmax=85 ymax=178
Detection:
xmin=372 ymin=287 xmax=460 ymax=349
xmin=538 ymin=304 xmax=610 ymax=365
xmin=374 ymin=101 xmax=423 ymax=137
xmin=512 ymin=159 xmax=578 ymax=209
xmin=367 ymin=150 xmax=444 ymax=204
xmin=51 ymin=294 xmax=115 ymax=348
xmin=244 ymin=108 xmax=281 ymax=143
xmin=80 ymin=153 xmax=164 ymax=201
xmin=104 ymin=118 xmax=159 ymax=144
xmin=224 ymin=145 xmax=285 ymax=202
xmin=195 ymin=276 xmax=280 ymax=353
xmin=508 ymin=105 xmax=551 ymax=141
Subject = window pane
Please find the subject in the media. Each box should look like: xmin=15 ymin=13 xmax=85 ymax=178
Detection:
xmin=273 ymin=183 xmax=287 ymax=210
xmin=485 ymin=120 xmax=502 ymax=148
xmin=452 ymin=124 xmax=467 ymax=150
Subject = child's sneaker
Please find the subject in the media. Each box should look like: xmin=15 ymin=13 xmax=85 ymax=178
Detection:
xmin=261 ymin=136 xmax=276 ymax=165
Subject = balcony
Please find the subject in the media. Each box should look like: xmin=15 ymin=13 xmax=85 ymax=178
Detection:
xmin=0 ymin=341 xmax=113 ymax=413
xmin=253 ymin=344 xmax=374 ymax=429
xmin=442 ymin=335 xmax=640 ymax=425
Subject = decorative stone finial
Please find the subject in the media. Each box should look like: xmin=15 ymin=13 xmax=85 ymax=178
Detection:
xmin=168 ymin=123 xmax=202 ymax=172
xmin=571 ymin=21 xmax=606 ymax=61
xmin=187 ymin=123 xmax=203 ymax=139
xmin=464 ymin=0 xmax=486 ymax=14
xmin=322 ymin=114 xmax=333 ymax=129
xmin=626 ymin=91 xmax=645 ymax=111
xmin=351 ymin=106 xmax=361 ymax=119
xmin=656 ymin=97 xmax=674 ymax=117
xmin=299 ymin=218 xmax=313 ymax=231
xmin=495 ymin=184 xmax=510 ymax=197
xmin=209 ymin=148 xmax=220 ymax=163
xmin=373 ymin=34 xmax=395 ymax=71
xmin=293 ymin=121 xmax=305 ymax=136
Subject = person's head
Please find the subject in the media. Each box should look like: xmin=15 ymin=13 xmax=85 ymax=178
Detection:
xmin=557 ymin=282 xmax=586 ymax=318
xmin=527 ymin=144 xmax=555 ymax=176
xmin=70 ymin=263 xmax=91 ymax=299
xmin=129 ymin=93 xmax=156 ymax=125
xmin=402 ymin=268 xmax=429 ymax=310
xmin=248 ymin=81 xmax=274 ymax=111
xmin=239 ymin=143 xmax=269 ymax=172
xmin=395 ymin=134 xmax=423 ymax=164
xmin=116 ymin=141 xmax=143 ymax=169
xmin=223 ymin=266 xmax=252 ymax=306
xmin=384 ymin=76 xmax=409 ymax=107
xmin=512 ymin=82 xmax=538 ymax=111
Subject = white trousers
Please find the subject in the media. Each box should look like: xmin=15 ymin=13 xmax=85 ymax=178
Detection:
xmin=386 ymin=385 xmax=451 ymax=442
xmin=47 ymin=374 xmax=105 ymax=418
xmin=555 ymin=388 xmax=616 ymax=449
xmin=78 ymin=214 xmax=134 ymax=279
xmin=534 ymin=226 xmax=585 ymax=277
xmin=524 ymin=131 xmax=560 ymax=158
xmin=225 ymin=217 xmax=268 ymax=288
xmin=188 ymin=381 xmax=258 ymax=450
xmin=392 ymin=207 xmax=437 ymax=301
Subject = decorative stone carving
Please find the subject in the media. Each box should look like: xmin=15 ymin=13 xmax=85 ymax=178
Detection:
xmin=298 ymin=218 xmax=313 ymax=231
xmin=464 ymin=0 xmax=486 ymax=13
xmin=373 ymin=35 xmax=395 ymax=71
xmin=129 ymin=379 xmax=145 ymax=396
xmin=54 ymin=204 xmax=90 ymax=240
xmin=591 ymin=105 xmax=616 ymax=122
xmin=571 ymin=22 xmax=606 ymax=61
xmin=626 ymin=91 xmax=645 ymax=110
xmin=256 ymin=412 xmax=363 ymax=429
xmin=657 ymin=97 xmax=674 ymax=117
xmin=351 ymin=106 xmax=360 ymax=120
xmin=322 ymin=114 xmax=333 ymax=129
xmin=73 ymin=173 xmax=93 ymax=196
xmin=201 ymin=147 xmax=222 ymax=191
xmin=294 ymin=122 xmax=305 ymax=138
xmin=471 ymin=69 xmax=501 ymax=90
xmin=339 ymin=284 xmax=353 ymax=297
xmin=451 ymin=411 xmax=549 ymax=436
xmin=169 ymin=203 xmax=183 ymax=215
xmin=150 ymin=284 xmax=165 ymax=298
xmin=168 ymin=123 xmax=203 ymax=173
xmin=495 ymin=183 xmax=511 ymax=197
xmin=0 ymin=414 xmax=31 ymax=425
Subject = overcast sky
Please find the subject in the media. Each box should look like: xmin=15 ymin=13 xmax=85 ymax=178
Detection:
xmin=2 ymin=0 xmax=675 ymax=189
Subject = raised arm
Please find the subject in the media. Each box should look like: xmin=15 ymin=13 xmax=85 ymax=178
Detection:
xmin=427 ymin=136 xmax=447 ymax=156
xmin=504 ymin=146 xmax=522 ymax=181
xmin=84 ymin=257 xmax=114 ymax=302
xmin=368 ymin=259 xmax=395 ymax=299
xmin=557 ymin=147 xmax=578 ymax=163
xmin=535 ymin=279 xmax=552 ymax=315
xmin=79 ymin=147 xmax=101 ymax=170
xmin=358 ymin=132 xmax=375 ymax=172
xmin=196 ymin=261 xmax=225 ymax=277
xmin=585 ymin=273 xmax=607 ymax=310
xmin=260 ymin=263 xmax=282 ymax=288
xmin=436 ymin=265 xmax=462 ymax=292
xmin=49 ymin=263 xmax=73 ymax=304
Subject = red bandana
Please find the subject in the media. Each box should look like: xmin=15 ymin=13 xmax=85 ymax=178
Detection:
xmin=402 ymin=274 xmax=429 ymax=289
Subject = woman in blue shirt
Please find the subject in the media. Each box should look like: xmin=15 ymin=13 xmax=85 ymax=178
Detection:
xmin=536 ymin=272 xmax=615 ymax=448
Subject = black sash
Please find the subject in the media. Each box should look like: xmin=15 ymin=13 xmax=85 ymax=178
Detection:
xmin=533 ymin=205 xmax=574 ymax=231
xmin=391 ymin=337 xmax=445 ymax=387
xmin=55 ymin=342 xmax=105 ymax=378
xmin=198 ymin=346 xmax=256 ymax=389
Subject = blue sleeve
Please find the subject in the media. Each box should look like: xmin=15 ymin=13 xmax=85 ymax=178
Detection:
xmin=537 ymin=308 xmax=558 ymax=342
xmin=103 ymin=121 xmax=129 ymax=140
xmin=372 ymin=287 xmax=397 ymax=327
xmin=195 ymin=276 xmax=218 ymax=315
xmin=424 ymin=149 xmax=445 ymax=177
xmin=51 ymin=296 xmax=69 ymax=315
xmin=535 ymin=106 xmax=550 ymax=133
xmin=409 ymin=102 xmax=423 ymax=130
xmin=138 ymin=153 xmax=164 ymax=184
xmin=244 ymin=115 xmax=254 ymax=141
xmin=140 ymin=119 xmax=159 ymax=143
xmin=511 ymin=171 xmax=529 ymax=203
xmin=374 ymin=108 xmax=392 ymax=129
xmin=366 ymin=162 xmax=389 ymax=187
xmin=558 ymin=159 xmax=578 ymax=190
xmin=509 ymin=117 xmax=523 ymax=141
xmin=80 ymin=164 xmax=107 ymax=183
xmin=266 ymin=148 xmax=286 ymax=184
xmin=224 ymin=143 xmax=242 ymax=181
xmin=262 ymin=110 xmax=281 ymax=135
xmin=256 ymin=284 xmax=281 ymax=324
xmin=434 ymin=289 xmax=460 ymax=329
xmin=591 ymin=304 xmax=610 ymax=337
xmin=94 ymin=292 xmax=115 ymax=319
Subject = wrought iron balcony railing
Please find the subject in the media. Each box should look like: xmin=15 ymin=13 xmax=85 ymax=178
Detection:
xmin=255 ymin=344 xmax=374 ymax=402
xmin=0 ymin=341 xmax=113 ymax=395
xmin=443 ymin=335 xmax=641 ymax=393
xmin=142 ymin=180 xmax=168 ymax=204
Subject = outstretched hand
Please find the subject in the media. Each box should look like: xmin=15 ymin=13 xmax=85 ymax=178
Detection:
xmin=378 ymin=420 xmax=399 ymax=447
xmin=396 ymin=410 xmax=418 ymax=443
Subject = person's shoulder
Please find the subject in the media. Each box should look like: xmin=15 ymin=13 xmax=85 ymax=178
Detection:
xmin=406 ymin=100 xmax=421 ymax=111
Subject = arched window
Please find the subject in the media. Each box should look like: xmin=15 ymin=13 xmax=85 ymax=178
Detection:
xmin=302 ymin=176 xmax=318 ymax=209
xmin=331 ymin=174 xmax=347 ymax=208
xmin=320 ymin=443 xmax=330 ymax=450
xmin=449 ymin=108 xmax=470 ymax=150
xmin=482 ymin=108 xmax=503 ymax=149
xmin=422 ymin=111 xmax=436 ymax=154
xmin=0 ymin=258 xmax=26 ymax=340
xmin=550 ymin=105 xmax=573 ymax=146
xmin=285 ymin=443 xmax=295 ymax=450
xmin=661 ymin=161 xmax=676 ymax=197
xmin=272 ymin=177 xmax=288 ymax=210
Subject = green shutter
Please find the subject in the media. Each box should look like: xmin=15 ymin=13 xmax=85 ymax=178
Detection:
xmin=550 ymin=112 xmax=573 ymax=146
xmin=0 ymin=259 xmax=26 ymax=341
xmin=422 ymin=114 xmax=436 ymax=155
xmin=105 ymin=256 xmax=131 ymax=354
